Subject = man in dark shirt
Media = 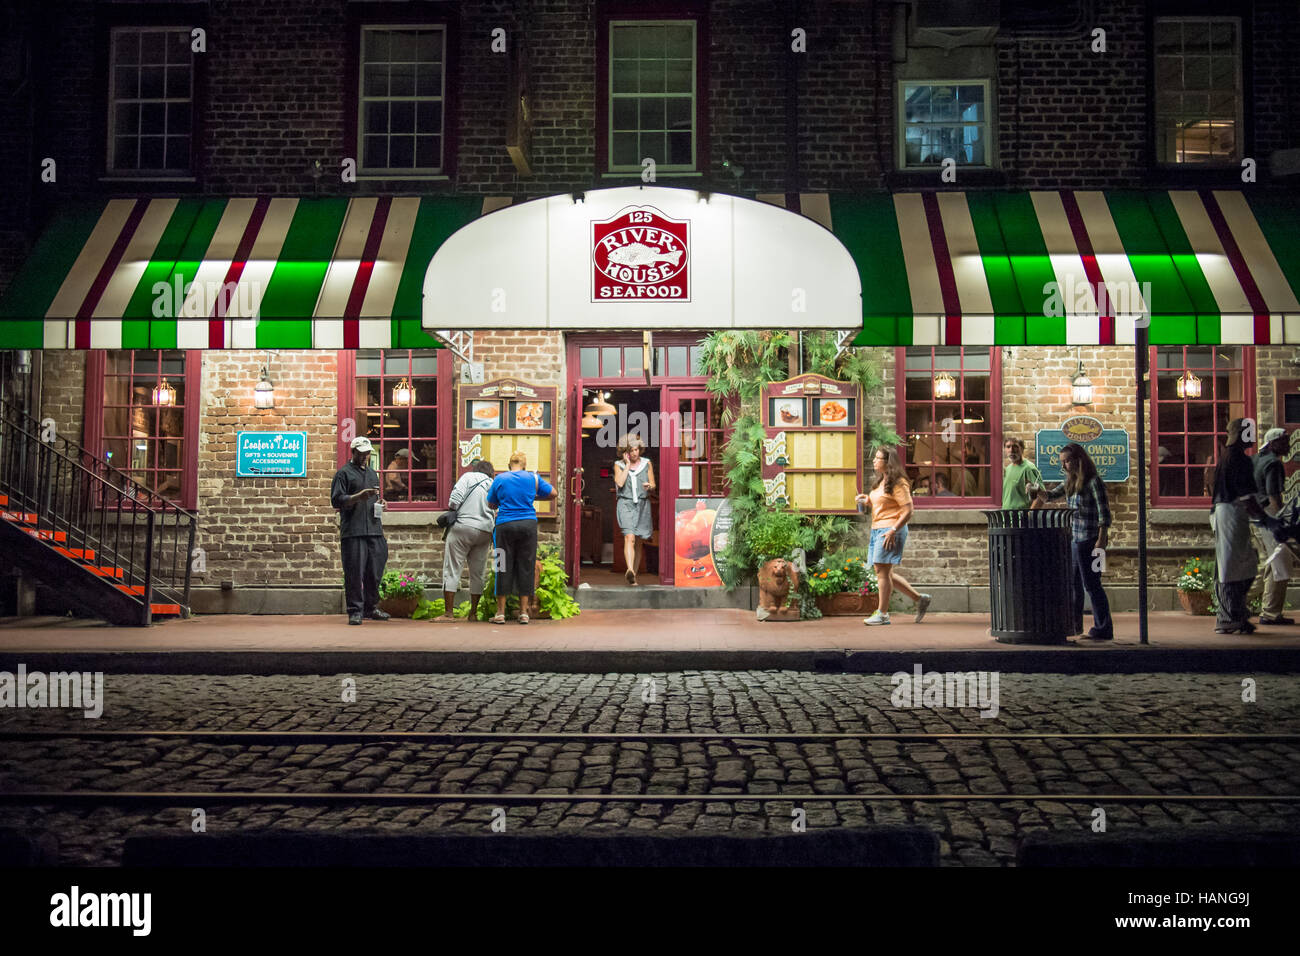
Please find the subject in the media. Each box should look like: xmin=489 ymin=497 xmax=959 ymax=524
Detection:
xmin=331 ymin=436 xmax=390 ymax=625
xmin=1251 ymin=427 xmax=1293 ymax=624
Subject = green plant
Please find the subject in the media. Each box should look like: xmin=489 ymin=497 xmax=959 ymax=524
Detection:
xmin=379 ymin=569 xmax=429 ymax=601
xmin=806 ymin=553 xmax=875 ymax=597
xmin=743 ymin=507 xmax=807 ymax=564
xmin=411 ymin=598 xmax=471 ymax=620
xmin=1176 ymin=557 xmax=1213 ymax=593
xmin=477 ymin=545 xmax=580 ymax=620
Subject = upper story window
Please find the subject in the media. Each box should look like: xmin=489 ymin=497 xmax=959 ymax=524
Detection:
xmin=604 ymin=19 xmax=699 ymax=174
xmin=899 ymin=81 xmax=990 ymax=169
xmin=1154 ymin=17 xmax=1241 ymax=164
xmin=1152 ymin=346 xmax=1253 ymax=504
xmin=359 ymin=25 xmax=446 ymax=175
xmin=898 ymin=347 xmax=997 ymax=503
xmin=107 ymin=27 xmax=194 ymax=176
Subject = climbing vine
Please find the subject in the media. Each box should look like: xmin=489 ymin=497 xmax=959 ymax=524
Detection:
xmin=700 ymin=331 xmax=901 ymax=608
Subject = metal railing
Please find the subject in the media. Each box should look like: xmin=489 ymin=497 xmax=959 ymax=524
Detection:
xmin=0 ymin=399 xmax=195 ymax=621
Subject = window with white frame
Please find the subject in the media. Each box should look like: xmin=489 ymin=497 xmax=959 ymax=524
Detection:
xmin=899 ymin=81 xmax=990 ymax=169
xmin=108 ymin=27 xmax=193 ymax=176
xmin=359 ymin=25 xmax=446 ymax=174
xmin=609 ymin=20 xmax=697 ymax=172
xmin=1154 ymin=17 xmax=1241 ymax=164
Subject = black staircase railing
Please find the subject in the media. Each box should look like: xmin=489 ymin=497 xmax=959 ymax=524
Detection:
xmin=0 ymin=399 xmax=195 ymax=623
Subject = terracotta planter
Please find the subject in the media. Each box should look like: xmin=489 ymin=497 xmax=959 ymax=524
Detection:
xmin=1178 ymin=589 xmax=1213 ymax=616
xmin=815 ymin=592 xmax=880 ymax=616
xmin=378 ymin=595 xmax=421 ymax=618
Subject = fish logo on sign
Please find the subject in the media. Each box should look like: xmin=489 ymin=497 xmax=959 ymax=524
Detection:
xmin=592 ymin=206 xmax=690 ymax=302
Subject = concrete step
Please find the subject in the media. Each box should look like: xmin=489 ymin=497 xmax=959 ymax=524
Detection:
xmin=572 ymin=584 xmax=753 ymax=610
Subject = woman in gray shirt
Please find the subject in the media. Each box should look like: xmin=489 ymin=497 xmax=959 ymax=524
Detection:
xmin=439 ymin=460 xmax=496 ymax=621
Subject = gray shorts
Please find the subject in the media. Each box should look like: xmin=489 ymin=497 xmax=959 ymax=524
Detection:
xmin=442 ymin=524 xmax=493 ymax=594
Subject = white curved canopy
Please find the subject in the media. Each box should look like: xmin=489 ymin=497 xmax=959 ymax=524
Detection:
xmin=423 ymin=186 xmax=861 ymax=331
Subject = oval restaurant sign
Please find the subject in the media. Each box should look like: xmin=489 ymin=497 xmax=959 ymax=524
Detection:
xmin=592 ymin=205 xmax=690 ymax=302
xmin=1035 ymin=416 xmax=1130 ymax=483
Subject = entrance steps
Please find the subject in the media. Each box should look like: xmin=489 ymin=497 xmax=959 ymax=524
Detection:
xmin=571 ymin=584 xmax=752 ymax=610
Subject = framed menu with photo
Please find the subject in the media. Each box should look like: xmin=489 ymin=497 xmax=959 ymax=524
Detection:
xmin=458 ymin=379 xmax=559 ymax=517
xmin=759 ymin=374 xmax=863 ymax=515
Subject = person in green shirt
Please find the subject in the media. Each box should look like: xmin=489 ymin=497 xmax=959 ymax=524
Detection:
xmin=1002 ymin=437 xmax=1043 ymax=510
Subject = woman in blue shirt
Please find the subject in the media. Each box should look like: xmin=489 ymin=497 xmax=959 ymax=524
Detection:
xmin=486 ymin=451 xmax=558 ymax=624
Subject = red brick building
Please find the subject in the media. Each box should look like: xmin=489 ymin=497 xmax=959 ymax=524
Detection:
xmin=1 ymin=1 xmax=1298 ymax=618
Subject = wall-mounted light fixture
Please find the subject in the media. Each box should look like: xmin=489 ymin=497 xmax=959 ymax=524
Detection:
xmin=1070 ymin=350 xmax=1093 ymax=406
xmin=1176 ymin=370 xmax=1202 ymax=399
xmin=254 ymin=366 xmax=275 ymax=409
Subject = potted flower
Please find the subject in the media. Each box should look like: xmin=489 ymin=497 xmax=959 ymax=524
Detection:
xmin=1175 ymin=557 xmax=1214 ymax=616
xmin=378 ymin=570 xmax=429 ymax=618
xmin=807 ymin=553 xmax=880 ymax=616
xmin=743 ymin=508 xmax=806 ymax=622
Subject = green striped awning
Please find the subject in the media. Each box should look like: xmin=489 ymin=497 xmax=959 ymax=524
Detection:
xmin=0 ymin=195 xmax=487 ymax=349
xmin=761 ymin=189 xmax=1300 ymax=346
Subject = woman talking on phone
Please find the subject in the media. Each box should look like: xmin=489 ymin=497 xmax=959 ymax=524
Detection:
xmin=855 ymin=447 xmax=932 ymax=626
xmin=613 ymin=435 xmax=656 ymax=585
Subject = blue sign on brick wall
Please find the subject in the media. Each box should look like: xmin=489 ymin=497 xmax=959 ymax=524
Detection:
xmin=236 ymin=432 xmax=307 ymax=477
xmin=1035 ymin=416 xmax=1130 ymax=483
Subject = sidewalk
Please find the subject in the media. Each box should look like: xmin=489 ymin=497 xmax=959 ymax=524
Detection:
xmin=0 ymin=610 xmax=1296 ymax=674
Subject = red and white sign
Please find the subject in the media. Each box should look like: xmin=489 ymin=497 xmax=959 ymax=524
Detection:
xmin=592 ymin=206 xmax=690 ymax=302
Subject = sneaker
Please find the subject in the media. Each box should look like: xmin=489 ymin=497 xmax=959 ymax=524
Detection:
xmin=366 ymin=609 xmax=391 ymax=621
xmin=348 ymin=613 xmax=363 ymax=626
xmin=915 ymin=594 xmax=932 ymax=624
xmin=863 ymin=611 xmax=891 ymax=626
xmin=1259 ymin=614 xmax=1295 ymax=625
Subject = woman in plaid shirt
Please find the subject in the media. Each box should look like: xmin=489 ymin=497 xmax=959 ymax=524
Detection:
xmin=1044 ymin=442 xmax=1114 ymax=641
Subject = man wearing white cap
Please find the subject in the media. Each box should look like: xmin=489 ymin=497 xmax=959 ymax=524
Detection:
xmin=1251 ymin=426 xmax=1293 ymax=624
xmin=385 ymin=447 xmax=419 ymax=496
xmin=330 ymin=436 xmax=389 ymax=625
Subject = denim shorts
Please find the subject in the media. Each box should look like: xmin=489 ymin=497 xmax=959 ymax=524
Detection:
xmin=868 ymin=526 xmax=908 ymax=564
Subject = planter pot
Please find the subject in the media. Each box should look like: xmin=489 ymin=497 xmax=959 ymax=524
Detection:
xmin=378 ymin=595 xmax=421 ymax=618
xmin=1178 ymin=589 xmax=1213 ymax=616
xmin=815 ymin=592 xmax=880 ymax=616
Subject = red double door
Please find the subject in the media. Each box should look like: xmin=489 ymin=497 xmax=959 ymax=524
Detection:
xmin=565 ymin=382 xmax=721 ymax=586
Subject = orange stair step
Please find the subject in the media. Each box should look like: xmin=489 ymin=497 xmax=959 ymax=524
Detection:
xmin=53 ymin=546 xmax=96 ymax=561
xmin=27 ymin=529 xmax=68 ymax=543
xmin=151 ymin=604 xmax=181 ymax=616
xmin=85 ymin=566 xmax=126 ymax=579
xmin=114 ymin=584 xmax=146 ymax=596
xmin=0 ymin=493 xmax=8 ymax=506
xmin=2 ymin=511 xmax=38 ymax=524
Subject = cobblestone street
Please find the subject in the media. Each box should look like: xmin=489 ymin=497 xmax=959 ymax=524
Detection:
xmin=1 ymin=671 xmax=1297 ymax=866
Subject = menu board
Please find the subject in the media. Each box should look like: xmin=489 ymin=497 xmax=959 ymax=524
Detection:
xmin=457 ymin=378 xmax=558 ymax=517
xmin=760 ymin=374 xmax=863 ymax=515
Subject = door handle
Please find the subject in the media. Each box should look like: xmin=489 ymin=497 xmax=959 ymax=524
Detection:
xmin=570 ymin=467 xmax=584 ymax=500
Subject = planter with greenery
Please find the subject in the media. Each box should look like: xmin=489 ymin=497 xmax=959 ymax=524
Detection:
xmin=807 ymin=552 xmax=879 ymax=616
xmin=477 ymin=544 xmax=581 ymax=621
xmin=700 ymin=330 xmax=898 ymax=619
xmin=377 ymin=570 xmax=429 ymax=618
xmin=1176 ymin=557 xmax=1214 ymax=616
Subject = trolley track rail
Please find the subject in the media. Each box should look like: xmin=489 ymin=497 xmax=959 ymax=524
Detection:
xmin=3 ymin=730 xmax=1299 ymax=742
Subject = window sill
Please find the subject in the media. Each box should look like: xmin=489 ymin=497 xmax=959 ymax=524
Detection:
xmin=380 ymin=510 xmax=442 ymax=527
xmin=1149 ymin=508 xmax=1212 ymax=525
xmin=355 ymin=174 xmax=451 ymax=182
xmin=600 ymin=171 xmax=703 ymax=178
xmin=885 ymin=168 xmax=1007 ymax=189
xmin=99 ymin=175 xmax=197 ymax=183
xmin=909 ymin=508 xmax=993 ymax=525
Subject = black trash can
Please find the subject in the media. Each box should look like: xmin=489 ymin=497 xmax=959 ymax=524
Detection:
xmin=983 ymin=508 xmax=1075 ymax=645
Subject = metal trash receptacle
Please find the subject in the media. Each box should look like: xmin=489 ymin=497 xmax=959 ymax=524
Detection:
xmin=982 ymin=508 xmax=1075 ymax=645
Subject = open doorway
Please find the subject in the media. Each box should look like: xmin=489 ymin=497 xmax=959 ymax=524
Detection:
xmin=576 ymin=387 xmax=662 ymax=586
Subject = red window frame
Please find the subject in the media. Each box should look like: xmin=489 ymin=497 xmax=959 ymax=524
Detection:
xmin=337 ymin=348 xmax=453 ymax=510
xmin=84 ymin=349 xmax=201 ymax=510
xmin=895 ymin=346 xmax=1002 ymax=508
xmin=595 ymin=1 xmax=710 ymax=177
xmin=1150 ymin=345 xmax=1256 ymax=507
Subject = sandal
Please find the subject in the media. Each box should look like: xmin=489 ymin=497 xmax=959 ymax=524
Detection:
xmin=519 ymin=613 xmax=530 ymax=625
xmin=490 ymin=614 xmax=507 ymax=625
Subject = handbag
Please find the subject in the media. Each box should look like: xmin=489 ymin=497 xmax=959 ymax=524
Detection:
xmin=438 ymin=475 xmax=489 ymax=537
